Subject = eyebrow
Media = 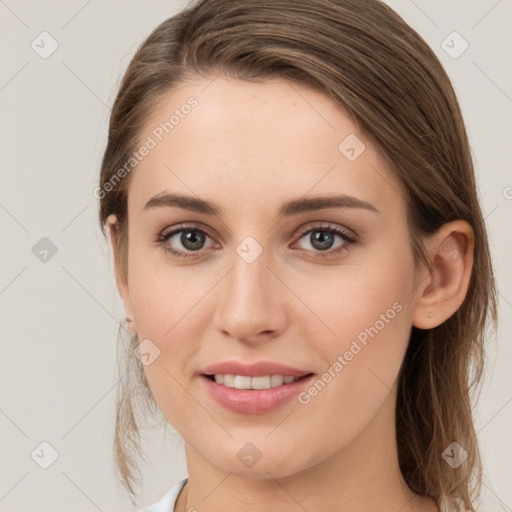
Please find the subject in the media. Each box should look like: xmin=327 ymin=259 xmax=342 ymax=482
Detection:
xmin=142 ymin=192 xmax=379 ymax=217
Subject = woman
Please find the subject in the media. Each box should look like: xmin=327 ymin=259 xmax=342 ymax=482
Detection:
xmin=97 ymin=1 xmax=497 ymax=511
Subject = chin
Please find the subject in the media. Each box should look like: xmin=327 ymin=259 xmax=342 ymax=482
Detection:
xmin=200 ymin=439 xmax=312 ymax=479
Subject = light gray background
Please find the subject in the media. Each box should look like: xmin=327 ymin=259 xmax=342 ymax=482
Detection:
xmin=0 ymin=1 xmax=510 ymax=511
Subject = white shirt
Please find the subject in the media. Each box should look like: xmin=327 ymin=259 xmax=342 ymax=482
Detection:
xmin=140 ymin=477 xmax=188 ymax=512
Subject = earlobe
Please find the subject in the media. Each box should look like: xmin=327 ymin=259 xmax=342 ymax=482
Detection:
xmin=412 ymin=220 xmax=474 ymax=330
xmin=107 ymin=214 xmax=138 ymax=335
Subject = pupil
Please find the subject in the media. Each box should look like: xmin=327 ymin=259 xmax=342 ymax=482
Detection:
xmin=311 ymin=230 xmax=333 ymax=251
xmin=182 ymin=230 xmax=204 ymax=250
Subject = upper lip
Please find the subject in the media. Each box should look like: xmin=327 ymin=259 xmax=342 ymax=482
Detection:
xmin=200 ymin=360 xmax=313 ymax=378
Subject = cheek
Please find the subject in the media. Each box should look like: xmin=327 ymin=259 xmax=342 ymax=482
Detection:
xmin=290 ymin=249 xmax=415 ymax=437
xmin=292 ymin=246 xmax=414 ymax=350
xmin=128 ymin=257 xmax=210 ymax=429
xmin=127 ymin=235 xmax=203 ymax=337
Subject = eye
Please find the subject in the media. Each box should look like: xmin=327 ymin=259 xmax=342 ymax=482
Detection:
xmin=156 ymin=221 xmax=357 ymax=259
xmin=292 ymin=222 xmax=356 ymax=256
xmin=156 ymin=224 xmax=215 ymax=258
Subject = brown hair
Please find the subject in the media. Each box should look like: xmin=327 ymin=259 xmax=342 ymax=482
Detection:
xmin=98 ymin=0 xmax=498 ymax=508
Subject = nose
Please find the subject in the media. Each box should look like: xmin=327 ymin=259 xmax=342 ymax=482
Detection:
xmin=212 ymin=246 xmax=287 ymax=346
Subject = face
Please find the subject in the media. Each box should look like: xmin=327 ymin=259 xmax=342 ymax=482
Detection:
xmin=114 ymin=75 xmax=421 ymax=479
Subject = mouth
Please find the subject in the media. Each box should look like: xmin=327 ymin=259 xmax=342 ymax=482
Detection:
xmin=200 ymin=372 xmax=316 ymax=414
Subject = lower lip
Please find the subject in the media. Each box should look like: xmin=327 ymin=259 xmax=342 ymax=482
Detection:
xmin=200 ymin=374 xmax=315 ymax=414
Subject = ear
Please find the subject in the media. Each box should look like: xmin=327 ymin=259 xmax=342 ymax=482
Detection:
xmin=412 ymin=220 xmax=474 ymax=329
xmin=107 ymin=214 xmax=138 ymax=335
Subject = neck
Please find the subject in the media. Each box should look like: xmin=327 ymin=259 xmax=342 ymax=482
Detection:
xmin=175 ymin=391 xmax=438 ymax=512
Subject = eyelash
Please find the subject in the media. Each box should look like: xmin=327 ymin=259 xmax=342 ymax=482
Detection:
xmin=155 ymin=222 xmax=357 ymax=259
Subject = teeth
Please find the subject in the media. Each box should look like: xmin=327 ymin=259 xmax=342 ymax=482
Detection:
xmin=212 ymin=374 xmax=301 ymax=389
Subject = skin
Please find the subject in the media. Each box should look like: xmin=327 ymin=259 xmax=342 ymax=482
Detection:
xmin=108 ymin=75 xmax=474 ymax=512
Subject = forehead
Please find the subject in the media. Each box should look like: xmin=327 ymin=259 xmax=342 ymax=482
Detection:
xmin=128 ymin=75 xmax=403 ymax=220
